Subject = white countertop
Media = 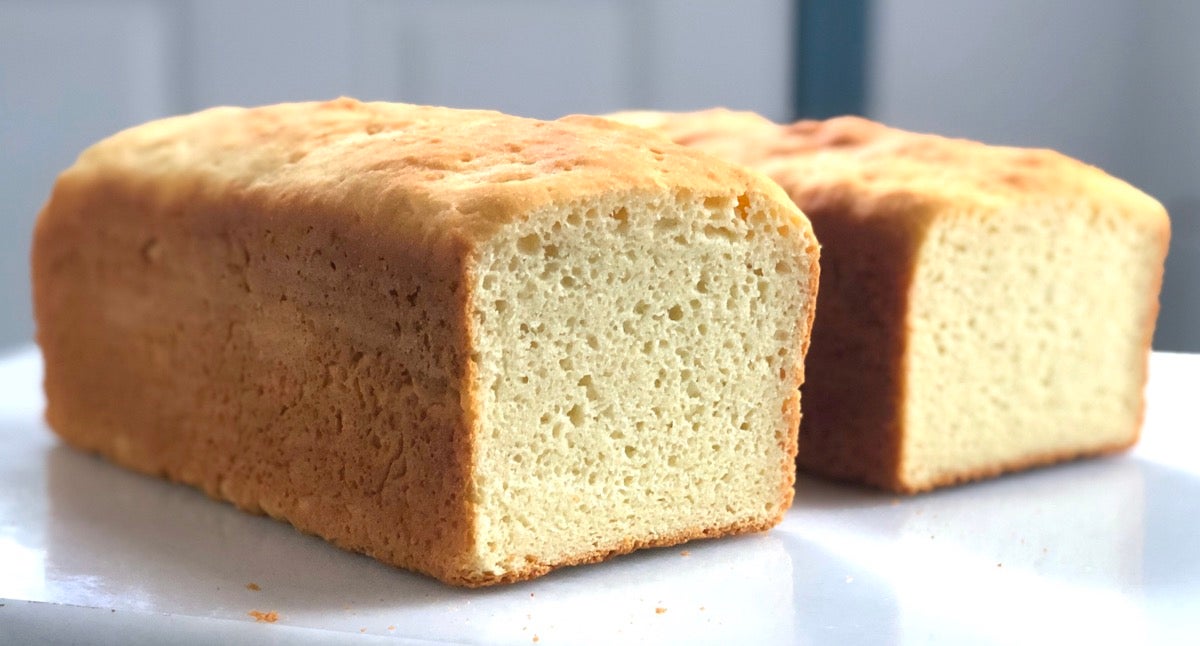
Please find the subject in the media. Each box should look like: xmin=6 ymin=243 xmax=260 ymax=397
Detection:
xmin=1 ymin=346 xmax=1197 ymax=645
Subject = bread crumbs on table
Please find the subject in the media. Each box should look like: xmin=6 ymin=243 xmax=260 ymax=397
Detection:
xmin=360 ymin=628 xmax=367 ymax=633
xmin=245 ymin=583 xmax=261 ymax=591
xmin=655 ymin=607 xmax=667 ymax=614
xmin=997 ymin=563 xmax=1003 ymax=568
xmin=680 ymin=550 xmax=690 ymax=557
xmin=388 ymin=625 xmax=396 ymax=631
xmin=248 ymin=610 xmax=278 ymax=623
xmin=845 ymin=575 xmax=854 ymax=583
xmin=532 ymin=635 xmax=539 ymax=643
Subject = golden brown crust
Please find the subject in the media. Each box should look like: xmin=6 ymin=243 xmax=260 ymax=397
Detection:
xmin=67 ymin=100 xmax=806 ymax=253
xmin=449 ymin=513 xmax=782 ymax=587
xmin=35 ymin=178 xmax=479 ymax=582
xmin=609 ymin=110 xmax=1165 ymax=220
xmin=793 ymin=199 xmax=931 ymax=492
xmin=884 ymin=435 xmax=1143 ymax=494
xmin=1129 ymin=215 xmax=1173 ymax=450
xmin=34 ymin=99 xmax=814 ymax=585
xmin=609 ymin=109 xmax=1170 ymax=495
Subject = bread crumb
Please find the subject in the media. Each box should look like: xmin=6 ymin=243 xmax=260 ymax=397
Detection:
xmin=245 ymin=583 xmax=261 ymax=591
xmin=680 ymin=550 xmax=690 ymax=557
xmin=248 ymin=610 xmax=278 ymax=623
xmin=530 ymin=592 xmax=535 ymax=597
xmin=997 ymin=563 xmax=1003 ymax=568
xmin=360 ymin=628 xmax=367 ymax=633
xmin=845 ymin=575 xmax=854 ymax=583
xmin=532 ymin=635 xmax=539 ymax=643
xmin=655 ymin=607 xmax=667 ymax=614
xmin=699 ymin=606 xmax=705 ymax=612
xmin=388 ymin=625 xmax=396 ymax=631
xmin=890 ymin=498 xmax=900 ymax=506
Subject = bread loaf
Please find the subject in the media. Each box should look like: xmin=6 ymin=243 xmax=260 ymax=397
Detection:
xmin=32 ymin=99 xmax=819 ymax=585
xmin=608 ymin=109 xmax=1170 ymax=493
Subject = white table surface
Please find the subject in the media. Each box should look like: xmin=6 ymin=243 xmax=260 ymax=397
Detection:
xmin=1 ymin=346 xmax=1197 ymax=645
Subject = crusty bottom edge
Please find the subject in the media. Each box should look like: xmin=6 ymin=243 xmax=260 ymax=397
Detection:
xmin=52 ymin=431 xmax=786 ymax=588
xmin=443 ymin=512 xmax=784 ymax=588
xmin=801 ymin=435 xmax=1141 ymax=495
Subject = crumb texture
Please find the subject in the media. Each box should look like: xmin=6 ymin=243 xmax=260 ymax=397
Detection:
xmin=901 ymin=204 xmax=1166 ymax=488
xmin=469 ymin=191 xmax=815 ymax=579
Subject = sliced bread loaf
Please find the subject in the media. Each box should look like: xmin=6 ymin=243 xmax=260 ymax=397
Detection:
xmin=33 ymin=99 xmax=820 ymax=584
xmin=609 ymin=109 xmax=1170 ymax=492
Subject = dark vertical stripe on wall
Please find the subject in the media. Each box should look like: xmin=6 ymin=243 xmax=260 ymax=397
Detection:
xmin=793 ymin=0 xmax=870 ymax=120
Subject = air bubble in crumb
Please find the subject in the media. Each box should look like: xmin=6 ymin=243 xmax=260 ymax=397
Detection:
xmin=248 ymin=610 xmax=278 ymax=623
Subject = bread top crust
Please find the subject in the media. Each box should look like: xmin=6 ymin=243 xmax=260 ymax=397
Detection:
xmin=607 ymin=109 xmax=1168 ymax=225
xmin=57 ymin=99 xmax=807 ymax=256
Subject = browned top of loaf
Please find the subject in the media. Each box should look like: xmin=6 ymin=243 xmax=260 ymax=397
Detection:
xmin=608 ymin=109 xmax=1167 ymax=222
xmin=60 ymin=99 xmax=803 ymax=250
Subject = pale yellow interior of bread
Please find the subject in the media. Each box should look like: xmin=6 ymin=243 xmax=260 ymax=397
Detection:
xmin=468 ymin=192 xmax=810 ymax=577
xmin=902 ymin=204 xmax=1161 ymax=488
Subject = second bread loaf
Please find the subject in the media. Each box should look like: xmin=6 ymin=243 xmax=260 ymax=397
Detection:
xmin=609 ymin=109 xmax=1170 ymax=493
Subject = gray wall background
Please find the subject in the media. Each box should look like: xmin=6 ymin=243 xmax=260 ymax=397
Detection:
xmin=1 ymin=0 xmax=1196 ymax=351
xmin=868 ymin=0 xmax=1199 ymax=351
xmin=0 ymin=0 xmax=792 ymax=352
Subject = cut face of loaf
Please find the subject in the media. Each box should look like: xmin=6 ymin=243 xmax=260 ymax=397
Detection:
xmin=473 ymin=195 xmax=815 ymax=576
xmin=32 ymin=99 xmax=819 ymax=585
xmin=609 ymin=110 xmax=1171 ymax=493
